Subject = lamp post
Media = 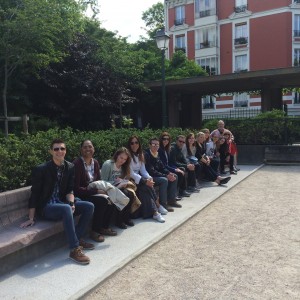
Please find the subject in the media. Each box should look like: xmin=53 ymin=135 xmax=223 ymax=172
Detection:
xmin=155 ymin=29 xmax=170 ymax=128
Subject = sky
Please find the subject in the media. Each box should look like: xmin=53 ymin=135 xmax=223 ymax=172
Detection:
xmin=98 ymin=0 xmax=163 ymax=43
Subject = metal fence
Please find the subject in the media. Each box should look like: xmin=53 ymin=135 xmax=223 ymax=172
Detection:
xmin=202 ymin=108 xmax=261 ymax=120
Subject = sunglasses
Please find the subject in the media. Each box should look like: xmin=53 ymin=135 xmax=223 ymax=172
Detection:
xmin=178 ymin=140 xmax=185 ymax=144
xmin=162 ymin=137 xmax=169 ymax=141
xmin=130 ymin=141 xmax=139 ymax=145
xmin=151 ymin=143 xmax=159 ymax=147
xmin=53 ymin=147 xmax=66 ymax=152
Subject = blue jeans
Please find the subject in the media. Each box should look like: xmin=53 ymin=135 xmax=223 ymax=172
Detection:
xmin=43 ymin=198 xmax=94 ymax=249
xmin=153 ymin=175 xmax=178 ymax=206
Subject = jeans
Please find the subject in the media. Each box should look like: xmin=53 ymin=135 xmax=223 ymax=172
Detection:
xmin=153 ymin=175 xmax=178 ymax=206
xmin=43 ymin=198 xmax=94 ymax=249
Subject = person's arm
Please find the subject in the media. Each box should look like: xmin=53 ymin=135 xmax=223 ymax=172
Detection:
xmin=169 ymin=147 xmax=187 ymax=169
xmin=73 ymin=159 xmax=98 ymax=198
xmin=100 ymin=160 xmax=114 ymax=184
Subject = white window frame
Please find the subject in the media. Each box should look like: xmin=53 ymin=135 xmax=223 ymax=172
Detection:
xmin=234 ymin=93 xmax=248 ymax=108
xmin=197 ymin=56 xmax=218 ymax=75
xmin=235 ymin=54 xmax=248 ymax=72
xmin=175 ymin=6 xmax=185 ymax=25
xmin=195 ymin=26 xmax=217 ymax=49
xmin=175 ymin=35 xmax=186 ymax=50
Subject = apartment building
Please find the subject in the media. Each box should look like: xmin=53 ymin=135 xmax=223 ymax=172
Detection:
xmin=165 ymin=0 xmax=300 ymax=118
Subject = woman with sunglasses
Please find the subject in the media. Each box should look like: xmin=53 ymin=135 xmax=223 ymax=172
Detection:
xmin=73 ymin=140 xmax=117 ymax=242
xmin=158 ymin=132 xmax=190 ymax=198
xmin=101 ymin=147 xmax=135 ymax=229
xmin=127 ymin=136 xmax=166 ymax=223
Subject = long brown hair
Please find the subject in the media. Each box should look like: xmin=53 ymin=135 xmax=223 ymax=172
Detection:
xmin=159 ymin=131 xmax=171 ymax=152
xmin=112 ymin=147 xmax=131 ymax=179
xmin=185 ymin=133 xmax=195 ymax=156
xmin=127 ymin=135 xmax=144 ymax=163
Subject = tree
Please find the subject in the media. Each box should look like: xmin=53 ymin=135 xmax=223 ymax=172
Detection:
xmin=141 ymin=2 xmax=164 ymax=39
xmin=166 ymin=50 xmax=207 ymax=79
xmin=0 ymin=0 xmax=83 ymax=136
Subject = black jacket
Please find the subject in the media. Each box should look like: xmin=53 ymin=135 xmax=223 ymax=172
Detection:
xmin=169 ymin=144 xmax=188 ymax=170
xmin=144 ymin=149 xmax=170 ymax=178
xmin=28 ymin=160 xmax=74 ymax=215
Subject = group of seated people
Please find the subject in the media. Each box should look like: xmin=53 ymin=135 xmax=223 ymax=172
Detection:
xmin=20 ymin=120 xmax=238 ymax=265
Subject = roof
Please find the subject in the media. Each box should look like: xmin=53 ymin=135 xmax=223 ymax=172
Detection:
xmin=145 ymin=67 xmax=300 ymax=95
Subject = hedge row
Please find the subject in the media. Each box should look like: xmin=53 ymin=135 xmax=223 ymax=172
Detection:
xmin=1 ymin=113 xmax=300 ymax=191
xmin=0 ymin=127 xmax=189 ymax=191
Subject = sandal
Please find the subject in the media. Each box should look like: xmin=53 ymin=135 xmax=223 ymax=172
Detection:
xmin=99 ymin=228 xmax=118 ymax=236
xmin=90 ymin=231 xmax=105 ymax=243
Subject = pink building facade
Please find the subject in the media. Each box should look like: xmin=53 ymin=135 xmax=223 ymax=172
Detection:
xmin=165 ymin=0 xmax=300 ymax=118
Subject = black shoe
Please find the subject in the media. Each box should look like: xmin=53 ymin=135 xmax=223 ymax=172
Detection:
xmin=230 ymin=170 xmax=237 ymax=175
xmin=116 ymin=222 xmax=127 ymax=229
xmin=187 ymin=186 xmax=200 ymax=193
xmin=175 ymin=196 xmax=182 ymax=201
xmin=234 ymin=167 xmax=240 ymax=172
xmin=125 ymin=219 xmax=134 ymax=227
xmin=179 ymin=190 xmax=191 ymax=197
xmin=219 ymin=177 xmax=231 ymax=185
xmin=168 ymin=201 xmax=182 ymax=208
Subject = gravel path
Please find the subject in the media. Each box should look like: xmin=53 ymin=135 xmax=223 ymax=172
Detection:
xmin=85 ymin=165 xmax=300 ymax=300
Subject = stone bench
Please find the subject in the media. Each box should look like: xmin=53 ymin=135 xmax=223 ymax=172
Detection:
xmin=264 ymin=145 xmax=300 ymax=164
xmin=0 ymin=187 xmax=66 ymax=276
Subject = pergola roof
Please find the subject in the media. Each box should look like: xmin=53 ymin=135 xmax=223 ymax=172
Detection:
xmin=145 ymin=67 xmax=300 ymax=95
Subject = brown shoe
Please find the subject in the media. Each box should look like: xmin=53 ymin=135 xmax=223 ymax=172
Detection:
xmin=162 ymin=204 xmax=174 ymax=212
xmin=99 ymin=228 xmax=118 ymax=236
xmin=90 ymin=231 xmax=105 ymax=243
xmin=79 ymin=239 xmax=95 ymax=250
xmin=168 ymin=201 xmax=182 ymax=208
xmin=69 ymin=246 xmax=90 ymax=265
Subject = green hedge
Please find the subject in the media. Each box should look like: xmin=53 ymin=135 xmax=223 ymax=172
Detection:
xmin=0 ymin=127 xmax=188 ymax=191
xmin=1 ymin=113 xmax=300 ymax=192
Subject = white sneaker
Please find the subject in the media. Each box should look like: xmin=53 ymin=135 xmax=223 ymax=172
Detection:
xmin=158 ymin=205 xmax=168 ymax=215
xmin=153 ymin=213 xmax=165 ymax=223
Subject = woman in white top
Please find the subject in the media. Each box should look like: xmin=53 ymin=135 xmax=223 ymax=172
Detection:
xmin=127 ymin=135 xmax=166 ymax=223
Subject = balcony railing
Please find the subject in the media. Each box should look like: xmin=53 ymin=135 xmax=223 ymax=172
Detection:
xmin=199 ymin=9 xmax=215 ymax=18
xmin=200 ymin=41 xmax=211 ymax=49
xmin=234 ymin=5 xmax=247 ymax=13
xmin=175 ymin=47 xmax=186 ymax=53
xmin=174 ymin=18 xmax=185 ymax=26
xmin=234 ymin=37 xmax=248 ymax=45
xmin=234 ymin=68 xmax=248 ymax=73
xmin=203 ymin=102 xmax=215 ymax=109
xmin=294 ymin=30 xmax=300 ymax=37
xmin=234 ymin=100 xmax=248 ymax=108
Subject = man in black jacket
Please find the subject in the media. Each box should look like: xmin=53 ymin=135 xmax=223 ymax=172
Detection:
xmin=21 ymin=138 xmax=94 ymax=265
xmin=169 ymin=135 xmax=200 ymax=193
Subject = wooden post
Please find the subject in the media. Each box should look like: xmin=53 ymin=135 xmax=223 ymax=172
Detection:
xmin=22 ymin=114 xmax=29 ymax=134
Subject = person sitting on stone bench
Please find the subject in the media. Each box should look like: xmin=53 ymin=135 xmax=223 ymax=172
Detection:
xmin=20 ymin=138 xmax=95 ymax=265
xmin=73 ymin=139 xmax=117 ymax=243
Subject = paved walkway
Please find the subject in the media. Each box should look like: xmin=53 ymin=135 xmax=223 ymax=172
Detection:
xmin=86 ymin=165 xmax=300 ymax=300
xmin=0 ymin=165 xmax=274 ymax=299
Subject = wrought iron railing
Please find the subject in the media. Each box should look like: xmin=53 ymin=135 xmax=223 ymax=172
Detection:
xmin=234 ymin=37 xmax=248 ymax=45
xmin=234 ymin=5 xmax=247 ymax=13
xmin=174 ymin=18 xmax=185 ymax=26
xmin=294 ymin=30 xmax=300 ymax=37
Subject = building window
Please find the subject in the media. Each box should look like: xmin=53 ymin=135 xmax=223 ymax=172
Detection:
xmin=175 ymin=35 xmax=186 ymax=52
xmin=234 ymin=23 xmax=248 ymax=45
xmin=294 ymin=0 xmax=300 ymax=4
xmin=235 ymin=0 xmax=247 ymax=13
xmin=175 ymin=6 xmax=185 ymax=26
xmin=294 ymin=92 xmax=300 ymax=104
xmin=235 ymin=54 xmax=248 ymax=72
xmin=294 ymin=49 xmax=300 ymax=66
xmin=234 ymin=93 xmax=248 ymax=108
xmin=202 ymin=95 xmax=215 ymax=109
xmin=195 ymin=0 xmax=216 ymax=18
xmin=195 ymin=26 xmax=217 ymax=49
xmin=294 ymin=15 xmax=300 ymax=37
xmin=197 ymin=56 xmax=218 ymax=75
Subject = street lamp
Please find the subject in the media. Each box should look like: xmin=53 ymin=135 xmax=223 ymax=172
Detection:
xmin=155 ymin=28 xmax=170 ymax=128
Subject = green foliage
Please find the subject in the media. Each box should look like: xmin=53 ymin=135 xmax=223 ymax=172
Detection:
xmin=166 ymin=51 xmax=207 ymax=80
xmin=141 ymin=2 xmax=164 ymax=39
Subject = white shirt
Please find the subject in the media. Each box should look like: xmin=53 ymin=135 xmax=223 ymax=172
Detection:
xmin=130 ymin=155 xmax=151 ymax=184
